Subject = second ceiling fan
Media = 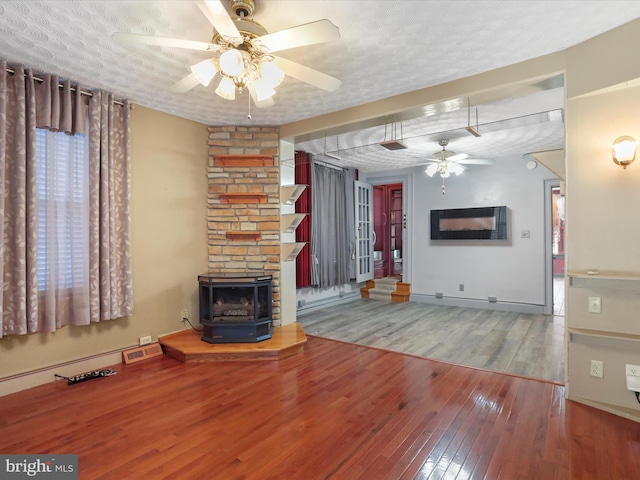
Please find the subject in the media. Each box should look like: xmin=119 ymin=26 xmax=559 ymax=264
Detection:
xmin=112 ymin=0 xmax=341 ymax=107
xmin=421 ymin=139 xmax=494 ymax=194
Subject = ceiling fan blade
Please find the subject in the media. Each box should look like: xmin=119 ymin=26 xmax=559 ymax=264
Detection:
xmin=195 ymin=0 xmax=241 ymax=40
xmin=271 ymin=56 xmax=340 ymax=92
xmin=254 ymin=19 xmax=340 ymax=53
xmin=457 ymin=158 xmax=495 ymax=165
xmin=248 ymin=85 xmax=275 ymax=108
xmin=447 ymin=153 xmax=468 ymax=162
xmin=169 ymin=73 xmax=202 ymax=93
xmin=112 ymin=32 xmax=220 ymax=52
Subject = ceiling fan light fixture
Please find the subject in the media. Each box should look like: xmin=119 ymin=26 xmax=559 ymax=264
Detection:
xmin=219 ymin=48 xmax=245 ymax=77
xmin=190 ymin=58 xmax=219 ymax=86
xmin=425 ymin=163 xmax=439 ymax=177
xmin=260 ymin=61 xmax=285 ymax=88
xmin=450 ymin=163 xmax=465 ymax=176
xmin=253 ymin=78 xmax=276 ymax=101
xmin=215 ymin=76 xmax=237 ymax=100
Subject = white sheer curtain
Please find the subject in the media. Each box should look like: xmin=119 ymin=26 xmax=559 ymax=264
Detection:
xmin=36 ymin=127 xmax=91 ymax=329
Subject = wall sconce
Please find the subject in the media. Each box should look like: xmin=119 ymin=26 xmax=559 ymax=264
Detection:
xmin=612 ymin=136 xmax=638 ymax=169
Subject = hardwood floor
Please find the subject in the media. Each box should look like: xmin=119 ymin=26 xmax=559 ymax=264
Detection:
xmin=299 ymin=299 xmax=565 ymax=384
xmin=1 ymin=336 xmax=639 ymax=479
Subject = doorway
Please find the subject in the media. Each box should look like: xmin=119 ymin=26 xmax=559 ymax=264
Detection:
xmin=373 ymin=183 xmax=403 ymax=279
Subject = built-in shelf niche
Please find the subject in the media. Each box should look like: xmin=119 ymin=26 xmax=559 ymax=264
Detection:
xmin=220 ymin=192 xmax=268 ymax=204
xmin=280 ymin=184 xmax=306 ymax=205
xmin=281 ymin=213 xmax=306 ymax=233
xmin=567 ymin=270 xmax=640 ymax=288
xmin=226 ymin=231 xmax=261 ymax=242
xmin=282 ymin=243 xmax=306 ymax=262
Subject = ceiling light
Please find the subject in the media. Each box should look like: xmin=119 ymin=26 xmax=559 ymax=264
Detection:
xmin=260 ymin=61 xmax=285 ymax=88
xmin=219 ymin=49 xmax=245 ymax=77
xmin=425 ymin=163 xmax=439 ymax=177
xmin=612 ymin=135 xmax=637 ymax=169
xmin=198 ymin=36 xmax=286 ymax=103
xmin=252 ymin=78 xmax=276 ymax=101
xmin=425 ymin=160 xmax=464 ymax=178
xmin=450 ymin=163 xmax=465 ymax=176
xmin=215 ymin=76 xmax=236 ymax=100
xmin=190 ymin=58 xmax=219 ymax=86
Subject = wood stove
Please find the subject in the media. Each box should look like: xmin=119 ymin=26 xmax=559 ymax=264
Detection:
xmin=198 ymin=272 xmax=272 ymax=343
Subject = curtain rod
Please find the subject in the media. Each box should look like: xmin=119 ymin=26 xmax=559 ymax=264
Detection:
xmin=313 ymin=156 xmax=346 ymax=171
xmin=5 ymin=66 xmax=126 ymax=107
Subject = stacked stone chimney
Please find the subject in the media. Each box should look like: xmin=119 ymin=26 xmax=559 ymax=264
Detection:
xmin=207 ymin=126 xmax=281 ymax=325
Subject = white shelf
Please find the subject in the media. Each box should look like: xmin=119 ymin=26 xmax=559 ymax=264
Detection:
xmin=281 ymin=213 xmax=306 ymax=233
xmin=280 ymin=185 xmax=306 ymax=205
xmin=281 ymin=243 xmax=306 ymax=262
xmin=569 ymin=327 xmax=640 ymax=349
xmin=567 ymin=270 xmax=640 ymax=288
xmin=567 ymin=270 xmax=640 ymax=281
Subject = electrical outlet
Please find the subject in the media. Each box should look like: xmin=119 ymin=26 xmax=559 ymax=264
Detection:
xmin=590 ymin=359 xmax=604 ymax=378
xmin=180 ymin=309 xmax=189 ymax=322
xmin=139 ymin=335 xmax=152 ymax=346
xmin=488 ymin=296 xmax=498 ymax=303
xmin=626 ymin=364 xmax=640 ymax=376
xmin=459 ymin=284 xmax=464 ymax=292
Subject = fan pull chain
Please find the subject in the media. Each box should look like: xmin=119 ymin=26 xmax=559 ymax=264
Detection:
xmin=441 ymin=176 xmax=446 ymax=194
xmin=247 ymin=92 xmax=252 ymax=120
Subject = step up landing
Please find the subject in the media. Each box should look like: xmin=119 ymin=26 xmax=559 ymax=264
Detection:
xmin=360 ymin=277 xmax=410 ymax=303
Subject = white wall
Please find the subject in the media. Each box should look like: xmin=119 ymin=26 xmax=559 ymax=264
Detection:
xmin=365 ymin=154 xmax=557 ymax=311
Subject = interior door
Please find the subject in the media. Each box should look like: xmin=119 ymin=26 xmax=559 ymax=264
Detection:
xmin=354 ymin=180 xmax=374 ymax=283
xmin=372 ymin=183 xmax=403 ymax=278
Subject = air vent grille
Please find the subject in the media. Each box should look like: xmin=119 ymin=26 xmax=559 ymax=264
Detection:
xmin=122 ymin=343 xmax=163 ymax=364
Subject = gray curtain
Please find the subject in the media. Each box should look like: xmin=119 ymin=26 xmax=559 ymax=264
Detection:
xmin=88 ymin=90 xmax=132 ymax=322
xmin=0 ymin=60 xmax=132 ymax=337
xmin=310 ymin=159 xmax=352 ymax=287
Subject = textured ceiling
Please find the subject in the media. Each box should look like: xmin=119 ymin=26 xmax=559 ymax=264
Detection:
xmin=1 ymin=0 xmax=639 ymax=171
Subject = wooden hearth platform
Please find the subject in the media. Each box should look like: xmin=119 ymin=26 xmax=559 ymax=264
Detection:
xmin=159 ymin=323 xmax=306 ymax=362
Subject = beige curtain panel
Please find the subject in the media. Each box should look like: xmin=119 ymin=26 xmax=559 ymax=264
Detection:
xmin=0 ymin=60 xmax=132 ymax=337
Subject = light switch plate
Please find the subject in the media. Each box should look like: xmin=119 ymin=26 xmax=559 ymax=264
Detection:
xmin=588 ymin=296 xmax=601 ymax=313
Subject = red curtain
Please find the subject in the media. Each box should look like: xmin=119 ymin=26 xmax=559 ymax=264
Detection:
xmin=295 ymin=151 xmax=311 ymax=288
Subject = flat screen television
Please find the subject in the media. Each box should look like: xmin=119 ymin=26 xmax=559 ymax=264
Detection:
xmin=430 ymin=206 xmax=508 ymax=240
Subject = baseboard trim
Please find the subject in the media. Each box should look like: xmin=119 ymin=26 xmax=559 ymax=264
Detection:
xmin=568 ymin=395 xmax=640 ymax=424
xmin=0 ymin=347 xmax=134 ymax=397
xmin=410 ymin=294 xmax=546 ymax=314
xmin=297 ymin=291 xmax=361 ymax=315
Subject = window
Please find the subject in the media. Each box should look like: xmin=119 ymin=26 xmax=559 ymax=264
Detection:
xmin=35 ymin=127 xmax=89 ymax=291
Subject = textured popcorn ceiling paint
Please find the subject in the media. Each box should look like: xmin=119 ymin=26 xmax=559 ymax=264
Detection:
xmin=1 ymin=0 xmax=639 ymax=171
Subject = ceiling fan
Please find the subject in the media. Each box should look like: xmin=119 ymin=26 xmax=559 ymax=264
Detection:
xmin=112 ymin=0 xmax=341 ymax=108
xmin=422 ymin=139 xmax=494 ymax=193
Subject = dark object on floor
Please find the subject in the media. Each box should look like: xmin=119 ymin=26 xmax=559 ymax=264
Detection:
xmin=54 ymin=369 xmax=117 ymax=385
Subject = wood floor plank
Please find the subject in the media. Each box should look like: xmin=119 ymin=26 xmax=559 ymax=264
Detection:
xmin=1 ymin=335 xmax=639 ymax=479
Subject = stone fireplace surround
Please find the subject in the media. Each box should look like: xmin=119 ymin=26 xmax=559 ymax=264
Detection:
xmin=207 ymin=126 xmax=282 ymax=326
